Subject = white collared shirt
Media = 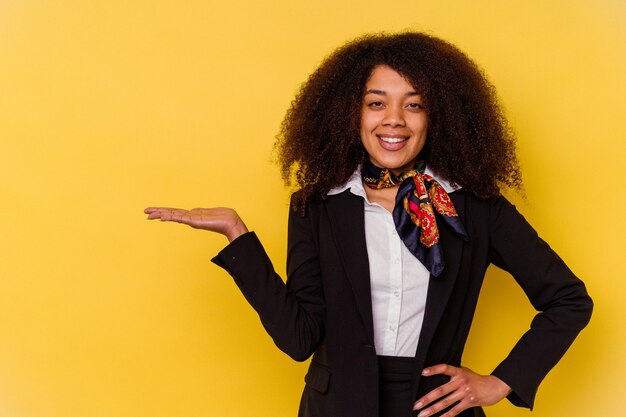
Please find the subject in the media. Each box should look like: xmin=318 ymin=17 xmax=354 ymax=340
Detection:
xmin=328 ymin=167 xmax=460 ymax=357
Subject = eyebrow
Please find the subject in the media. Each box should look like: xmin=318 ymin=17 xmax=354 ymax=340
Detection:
xmin=365 ymin=89 xmax=420 ymax=97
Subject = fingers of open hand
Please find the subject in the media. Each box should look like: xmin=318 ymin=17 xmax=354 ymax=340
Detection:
xmin=413 ymin=366 xmax=493 ymax=417
xmin=422 ymin=363 xmax=458 ymax=378
xmin=144 ymin=207 xmax=189 ymax=222
xmin=143 ymin=207 xmax=243 ymax=236
xmin=415 ymin=393 xmax=475 ymax=417
xmin=413 ymin=366 xmax=462 ymax=416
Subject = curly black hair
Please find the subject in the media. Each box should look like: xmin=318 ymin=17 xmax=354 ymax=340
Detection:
xmin=275 ymin=32 xmax=522 ymax=208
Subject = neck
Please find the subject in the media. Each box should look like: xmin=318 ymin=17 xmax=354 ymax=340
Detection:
xmin=362 ymin=183 xmax=397 ymax=213
xmin=368 ymin=158 xmax=421 ymax=176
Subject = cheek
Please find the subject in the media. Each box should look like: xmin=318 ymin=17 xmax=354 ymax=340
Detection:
xmin=359 ymin=118 xmax=375 ymax=145
xmin=360 ymin=108 xmax=382 ymax=132
xmin=359 ymin=115 xmax=370 ymax=134
xmin=410 ymin=114 xmax=429 ymax=133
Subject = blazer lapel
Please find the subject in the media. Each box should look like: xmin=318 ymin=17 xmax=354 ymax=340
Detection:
xmin=415 ymin=191 xmax=467 ymax=360
xmin=324 ymin=191 xmax=375 ymax=346
xmin=324 ymin=189 xmax=467 ymax=355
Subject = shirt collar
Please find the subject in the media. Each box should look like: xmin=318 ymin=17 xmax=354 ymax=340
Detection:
xmin=327 ymin=165 xmax=461 ymax=197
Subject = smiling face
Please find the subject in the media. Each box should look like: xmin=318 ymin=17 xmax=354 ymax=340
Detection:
xmin=360 ymin=65 xmax=428 ymax=175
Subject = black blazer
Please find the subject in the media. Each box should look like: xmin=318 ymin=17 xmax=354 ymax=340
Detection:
xmin=212 ymin=190 xmax=592 ymax=417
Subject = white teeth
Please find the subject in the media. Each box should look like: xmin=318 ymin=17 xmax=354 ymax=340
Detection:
xmin=379 ymin=136 xmax=407 ymax=143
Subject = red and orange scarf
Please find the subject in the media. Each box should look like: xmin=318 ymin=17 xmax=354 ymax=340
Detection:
xmin=361 ymin=159 xmax=468 ymax=277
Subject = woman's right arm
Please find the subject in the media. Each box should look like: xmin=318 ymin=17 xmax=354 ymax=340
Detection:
xmin=144 ymin=207 xmax=249 ymax=242
xmin=144 ymin=202 xmax=326 ymax=361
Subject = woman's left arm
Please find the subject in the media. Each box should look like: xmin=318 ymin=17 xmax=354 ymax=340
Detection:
xmin=486 ymin=196 xmax=593 ymax=406
xmin=414 ymin=196 xmax=593 ymax=416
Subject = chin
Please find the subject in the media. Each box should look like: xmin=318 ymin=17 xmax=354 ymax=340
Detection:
xmin=373 ymin=154 xmax=417 ymax=171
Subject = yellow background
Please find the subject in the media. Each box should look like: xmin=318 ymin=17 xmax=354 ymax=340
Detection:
xmin=1 ymin=1 xmax=624 ymax=416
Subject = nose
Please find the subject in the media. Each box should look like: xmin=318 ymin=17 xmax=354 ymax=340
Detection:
xmin=382 ymin=105 xmax=405 ymax=127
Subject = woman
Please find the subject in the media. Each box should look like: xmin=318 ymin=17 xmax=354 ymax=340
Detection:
xmin=144 ymin=33 xmax=592 ymax=417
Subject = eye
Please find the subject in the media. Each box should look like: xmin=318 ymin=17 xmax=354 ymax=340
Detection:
xmin=406 ymin=102 xmax=424 ymax=111
xmin=367 ymin=101 xmax=384 ymax=108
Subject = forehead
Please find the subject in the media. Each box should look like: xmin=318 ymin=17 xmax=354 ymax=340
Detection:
xmin=365 ymin=65 xmax=418 ymax=93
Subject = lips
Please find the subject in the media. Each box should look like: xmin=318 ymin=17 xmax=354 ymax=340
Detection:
xmin=376 ymin=134 xmax=410 ymax=150
xmin=378 ymin=136 xmax=408 ymax=143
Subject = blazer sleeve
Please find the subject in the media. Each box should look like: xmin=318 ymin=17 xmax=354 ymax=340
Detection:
xmin=211 ymin=197 xmax=325 ymax=362
xmin=487 ymin=196 xmax=593 ymax=409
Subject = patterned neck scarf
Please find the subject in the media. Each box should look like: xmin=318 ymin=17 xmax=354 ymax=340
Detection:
xmin=361 ymin=159 xmax=468 ymax=277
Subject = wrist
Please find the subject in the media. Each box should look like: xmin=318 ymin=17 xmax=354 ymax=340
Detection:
xmin=489 ymin=375 xmax=512 ymax=398
xmin=225 ymin=219 xmax=249 ymax=242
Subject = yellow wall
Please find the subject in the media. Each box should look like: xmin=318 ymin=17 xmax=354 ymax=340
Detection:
xmin=1 ymin=1 xmax=623 ymax=416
